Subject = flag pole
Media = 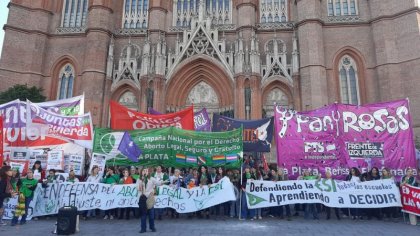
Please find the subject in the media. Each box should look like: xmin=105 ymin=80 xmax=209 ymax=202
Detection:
xmin=239 ymin=157 xmax=243 ymax=220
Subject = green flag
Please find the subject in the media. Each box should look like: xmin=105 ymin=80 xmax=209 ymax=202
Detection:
xmin=93 ymin=126 xmax=243 ymax=168
xmin=246 ymin=192 xmax=267 ymax=206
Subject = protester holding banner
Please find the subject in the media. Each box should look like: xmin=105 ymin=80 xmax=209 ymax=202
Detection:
xmin=324 ymin=171 xmax=340 ymax=220
xmin=363 ymin=167 xmax=382 ymax=220
xmin=131 ymin=166 xmax=139 ymax=181
xmin=103 ymin=166 xmax=119 ymax=220
xmin=198 ymin=166 xmax=212 ymax=219
xmin=169 ymin=169 xmax=184 ymax=218
xmin=66 ymin=170 xmax=79 ymax=183
xmin=381 ymin=168 xmax=397 ymax=220
xmin=84 ymin=166 xmax=102 ymax=220
xmin=32 ymin=161 xmax=44 ymax=182
xmin=0 ymin=166 xmax=18 ymax=226
xmin=277 ymin=168 xmax=292 ymax=220
xmin=401 ymin=167 xmax=418 ymax=225
xmin=45 ymin=169 xmax=57 ymax=183
xmin=214 ymin=167 xmax=228 ymax=219
xmin=346 ymin=167 xmax=362 ymax=220
xmin=300 ymin=169 xmax=320 ymax=220
xmin=240 ymin=166 xmax=256 ymax=220
xmin=227 ymin=169 xmax=240 ymax=218
xmin=119 ymin=168 xmax=135 ymax=220
xmin=11 ymin=169 xmax=38 ymax=226
xmin=137 ymin=168 xmax=160 ymax=233
xmin=152 ymin=166 xmax=169 ymax=220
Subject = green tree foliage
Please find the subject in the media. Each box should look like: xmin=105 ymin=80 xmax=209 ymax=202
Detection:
xmin=0 ymin=84 xmax=46 ymax=104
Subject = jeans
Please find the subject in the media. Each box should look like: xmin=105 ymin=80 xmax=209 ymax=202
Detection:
xmin=279 ymin=205 xmax=291 ymax=217
xmin=304 ymin=203 xmax=318 ymax=219
xmin=12 ymin=196 xmax=32 ymax=224
xmin=140 ymin=208 xmax=155 ymax=231
xmin=241 ymin=191 xmax=255 ymax=219
xmin=229 ymin=200 xmax=239 ymax=217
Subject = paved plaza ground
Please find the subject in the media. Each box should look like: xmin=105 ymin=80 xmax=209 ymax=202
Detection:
xmin=0 ymin=215 xmax=418 ymax=236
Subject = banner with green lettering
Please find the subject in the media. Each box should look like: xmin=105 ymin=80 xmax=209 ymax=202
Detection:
xmin=93 ymin=127 xmax=243 ymax=168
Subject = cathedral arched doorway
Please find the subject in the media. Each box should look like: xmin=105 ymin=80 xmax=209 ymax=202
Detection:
xmin=165 ymin=56 xmax=234 ymax=120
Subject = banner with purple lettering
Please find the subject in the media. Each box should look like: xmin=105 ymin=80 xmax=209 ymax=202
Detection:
xmin=212 ymin=114 xmax=274 ymax=152
xmin=148 ymin=108 xmax=211 ymax=131
xmin=274 ymin=99 xmax=416 ymax=179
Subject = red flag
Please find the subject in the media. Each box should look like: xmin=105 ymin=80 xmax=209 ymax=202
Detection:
xmin=262 ymin=154 xmax=269 ymax=171
xmin=110 ymin=101 xmax=195 ymax=130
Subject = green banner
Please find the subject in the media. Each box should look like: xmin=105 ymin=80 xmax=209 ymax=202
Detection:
xmin=93 ymin=127 xmax=243 ymax=168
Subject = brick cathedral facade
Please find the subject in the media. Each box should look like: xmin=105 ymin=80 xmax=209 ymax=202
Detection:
xmin=1 ymin=1 xmax=420 ymax=158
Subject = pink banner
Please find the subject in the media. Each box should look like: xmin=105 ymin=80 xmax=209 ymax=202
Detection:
xmin=275 ymin=99 xmax=416 ymax=179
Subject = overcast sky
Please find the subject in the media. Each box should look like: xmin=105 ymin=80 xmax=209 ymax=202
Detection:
xmin=0 ymin=0 xmax=10 ymax=59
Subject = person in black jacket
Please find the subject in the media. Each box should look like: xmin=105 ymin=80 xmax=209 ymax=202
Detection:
xmin=197 ymin=166 xmax=212 ymax=219
xmin=0 ymin=166 xmax=18 ymax=226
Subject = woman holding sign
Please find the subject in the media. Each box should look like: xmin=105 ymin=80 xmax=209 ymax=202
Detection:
xmin=0 ymin=166 xmax=18 ymax=226
xmin=402 ymin=167 xmax=417 ymax=225
xmin=137 ymin=168 xmax=160 ymax=233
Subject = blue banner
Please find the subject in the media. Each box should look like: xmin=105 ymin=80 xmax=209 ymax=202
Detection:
xmin=212 ymin=114 xmax=274 ymax=152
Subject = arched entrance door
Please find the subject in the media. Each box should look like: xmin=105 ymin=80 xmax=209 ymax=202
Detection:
xmin=166 ymin=56 xmax=234 ymax=120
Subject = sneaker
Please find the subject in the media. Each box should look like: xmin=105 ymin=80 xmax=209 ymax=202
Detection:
xmin=268 ymin=214 xmax=274 ymax=218
xmin=110 ymin=215 xmax=114 ymax=220
xmin=239 ymin=218 xmax=245 ymax=220
xmin=103 ymin=215 xmax=109 ymax=220
xmin=258 ymin=216 xmax=262 ymax=220
xmin=0 ymin=221 xmax=7 ymax=226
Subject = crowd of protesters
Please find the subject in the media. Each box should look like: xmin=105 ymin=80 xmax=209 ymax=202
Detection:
xmin=0 ymin=154 xmax=420 ymax=232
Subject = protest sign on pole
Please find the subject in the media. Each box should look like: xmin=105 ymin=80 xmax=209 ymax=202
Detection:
xmin=47 ymin=150 xmax=64 ymax=170
xmin=212 ymin=115 xmax=274 ymax=152
xmin=65 ymin=155 xmax=84 ymax=175
xmin=89 ymin=153 xmax=107 ymax=176
xmin=401 ymin=184 xmax=420 ymax=216
xmin=245 ymin=179 xmax=402 ymax=209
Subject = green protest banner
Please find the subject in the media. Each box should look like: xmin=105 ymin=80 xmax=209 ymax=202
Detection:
xmin=93 ymin=127 xmax=243 ymax=168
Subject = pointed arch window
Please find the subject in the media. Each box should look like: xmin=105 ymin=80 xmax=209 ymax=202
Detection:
xmin=339 ymin=56 xmax=360 ymax=105
xmin=61 ymin=0 xmax=89 ymax=28
xmin=122 ymin=0 xmax=149 ymax=29
xmin=173 ymin=0 xmax=232 ymax=26
xmin=260 ymin=0 xmax=289 ymax=23
xmin=58 ymin=64 xmax=75 ymax=99
xmin=244 ymin=79 xmax=251 ymax=120
xmin=328 ymin=0 xmax=358 ymax=16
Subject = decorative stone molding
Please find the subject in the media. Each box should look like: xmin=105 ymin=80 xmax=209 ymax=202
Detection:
xmin=256 ymin=22 xmax=294 ymax=30
xmin=326 ymin=16 xmax=362 ymax=23
xmin=56 ymin=27 xmax=86 ymax=34
xmin=114 ymin=28 xmax=147 ymax=36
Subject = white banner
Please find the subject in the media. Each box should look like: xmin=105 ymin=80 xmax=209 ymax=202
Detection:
xmin=245 ymin=179 xmax=402 ymax=209
xmin=155 ymin=176 xmax=236 ymax=213
xmin=19 ymin=177 xmax=235 ymax=217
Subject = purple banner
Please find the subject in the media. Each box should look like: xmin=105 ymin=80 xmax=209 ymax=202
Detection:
xmin=275 ymin=99 xmax=416 ymax=180
xmin=148 ymin=108 xmax=211 ymax=131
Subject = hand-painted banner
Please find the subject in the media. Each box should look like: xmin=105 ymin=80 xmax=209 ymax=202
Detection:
xmin=26 ymin=100 xmax=93 ymax=149
xmin=110 ymin=101 xmax=194 ymax=130
xmin=212 ymin=114 xmax=274 ymax=152
xmin=148 ymin=107 xmax=211 ymax=131
xmin=93 ymin=126 xmax=243 ymax=168
xmin=274 ymin=99 xmax=416 ymax=179
xmin=7 ymin=177 xmax=235 ymax=217
xmin=245 ymin=179 xmax=402 ymax=209
xmin=155 ymin=176 xmax=236 ymax=213
xmin=31 ymin=183 xmax=140 ymax=216
xmin=0 ymin=95 xmax=84 ymax=148
xmin=401 ymin=184 xmax=420 ymax=216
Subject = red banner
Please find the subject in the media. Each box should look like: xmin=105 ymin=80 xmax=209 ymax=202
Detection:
xmin=110 ymin=101 xmax=195 ymax=130
xmin=401 ymin=184 xmax=420 ymax=216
